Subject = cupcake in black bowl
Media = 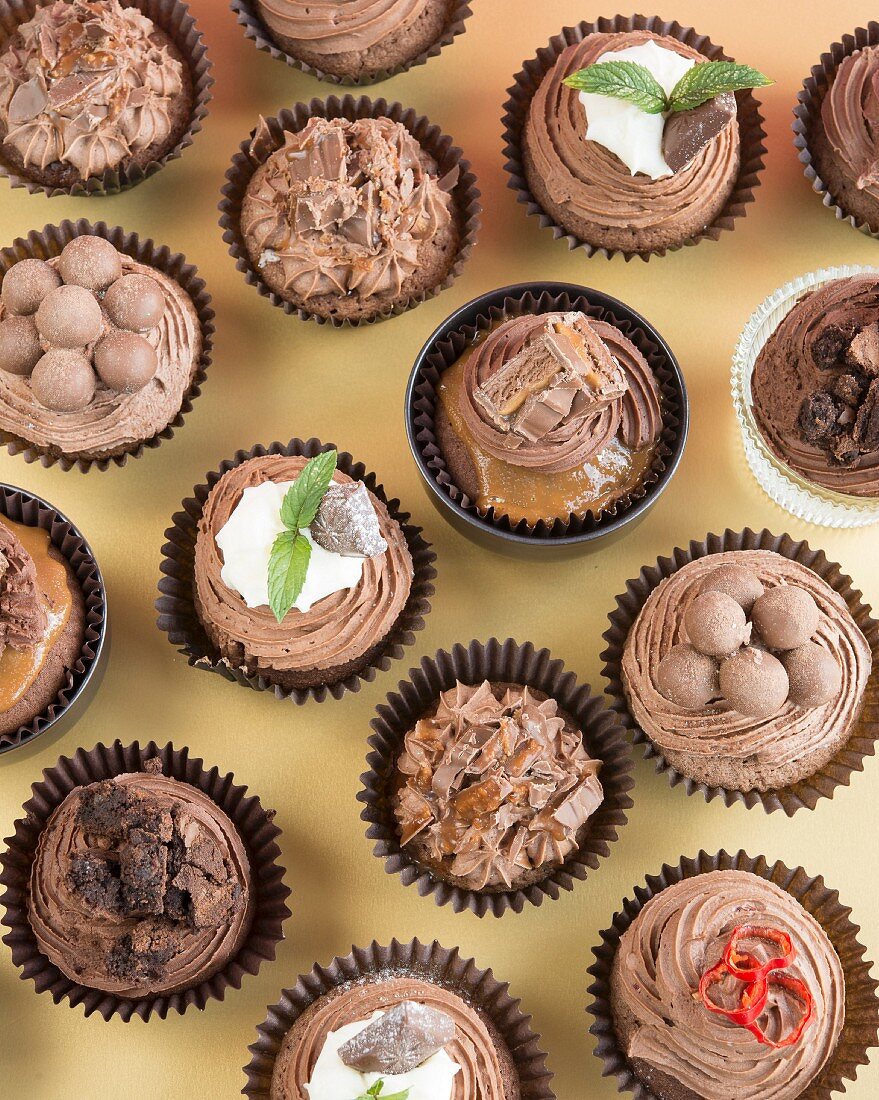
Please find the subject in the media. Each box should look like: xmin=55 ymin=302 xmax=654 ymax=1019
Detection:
xmin=405 ymin=282 xmax=687 ymax=552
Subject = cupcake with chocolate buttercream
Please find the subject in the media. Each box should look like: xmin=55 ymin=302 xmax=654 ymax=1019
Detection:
xmin=233 ymin=107 xmax=473 ymax=323
xmin=434 ymin=309 xmax=664 ymax=526
xmin=0 ymin=0 xmax=204 ymax=194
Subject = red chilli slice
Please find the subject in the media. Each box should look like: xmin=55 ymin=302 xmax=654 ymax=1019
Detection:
xmin=744 ymin=973 xmax=814 ymax=1049
xmin=723 ymin=925 xmax=796 ymax=983
xmin=698 ymin=954 xmax=768 ymax=1027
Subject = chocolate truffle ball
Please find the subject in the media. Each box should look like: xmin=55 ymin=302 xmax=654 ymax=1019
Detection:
xmin=700 ymin=563 xmax=765 ymax=613
xmin=1 ymin=259 xmax=62 ymax=315
xmin=684 ymin=591 xmax=750 ymax=657
xmin=57 ymin=236 xmax=122 ymax=292
xmin=0 ymin=315 xmax=42 ymax=376
xmin=751 ymin=586 xmax=820 ymax=651
xmin=94 ymin=331 xmax=157 ymax=392
xmin=782 ymin=643 xmax=843 ymax=708
xmin=35 ymin=285 xmax=103 ymax=349
xmin=30 ymin=350 xmax=96 ymax=412
xmin=719 ymin=647 xmax=790 ymax=718
xmin=656 ymin=644 xmax=720 ymax=709
xmin=102 ymin=274 xmax=165 ymax=333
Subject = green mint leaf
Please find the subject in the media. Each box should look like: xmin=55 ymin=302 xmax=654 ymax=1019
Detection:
xmin=562 ymin=60 xmax=668 ymax=114
xmin=668 ymin=61 xmax=773 ymax=113
xmin=355 ymin=1081 xmax=409 ymax=1100
xmin=279 ymin=448 xmax=338 ymax=532
xmin=267 ymin=530 xmax=311 ymax=623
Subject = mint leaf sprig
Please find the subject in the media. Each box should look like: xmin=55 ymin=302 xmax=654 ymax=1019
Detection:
xmin=354 ymin=1080 xmax=410 ymax=1100
xmin=563 ymin=59 xmax=772 ymax=114
xmin=266 ymin=448 xmax=337 ymax=623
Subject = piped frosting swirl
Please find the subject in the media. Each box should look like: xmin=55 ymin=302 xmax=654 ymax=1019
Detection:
xmin=255 ymin=0 xmax=430 ymax=56
xmin=0 ymin=519 xmax=46 ymax=657
xmin=612 ymin=869 xmax=844 ymax=1100
xmin=820 ymin=44 xmax=879 ymax=198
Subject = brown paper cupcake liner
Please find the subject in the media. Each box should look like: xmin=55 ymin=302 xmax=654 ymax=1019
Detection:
xmin=243 ymin=937 xmax=556 ymax=1097
xmin=794 ymin=24 xmax=879 ymax=238
xmin=409 ymin=285 xmax=684 ymax=540
xmin=601 ymin=527 xmax=879 ymax=814
xmin=0 ymin=0 xmax=213 ymax=197
xmin=587 ymin=849 xmax=879 ymax=1100
xmin=359 ymin=637 xmax=634 ymax=917
xmin=501 ymin=14 xmax=767 ymax=261
xmin=218 ymin=95 xmax=481 ymax=326
xmin=0 ymin=739 xmax=290 ymax=1021
xmin=230 ymin=0 xmax=472 ymax=86
xmin=0 ymin=483 xmax=106 ymax=754
xmin=156 ymin=437 xmax=437 ymax=703
xmin=0 ymin=218 xmax=215 ymax=472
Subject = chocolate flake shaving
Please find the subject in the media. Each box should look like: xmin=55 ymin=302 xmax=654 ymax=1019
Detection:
xmin=338 ymin=1001 xmax=456 ymax=1075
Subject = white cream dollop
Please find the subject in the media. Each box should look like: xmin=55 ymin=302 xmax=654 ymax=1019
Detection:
xmin=215 ymin=479 xmax=364 ymax=613
xmin=578 ymin=39 xmax=695 ymax=179
xmin=304 ymin=1010 xmax=461 ymax=1100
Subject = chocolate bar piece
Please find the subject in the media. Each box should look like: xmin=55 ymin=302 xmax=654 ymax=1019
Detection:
xmin=310 ymin=481 xmax=388 ymax=558
xmin=338 ymin=1001 xmax=456 ymax=1075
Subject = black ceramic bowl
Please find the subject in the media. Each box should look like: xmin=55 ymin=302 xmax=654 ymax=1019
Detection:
xmin=405 ymin=282 xmax=688 ymax=554
xmin=0 ymin=484 xmax=107 ymax=756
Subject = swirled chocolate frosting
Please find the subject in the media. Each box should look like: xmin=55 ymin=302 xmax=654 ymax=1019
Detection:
xmin=29 ymin=768 xmax=251 ymax=997
xmin=242 ymin=116 xmax=457 ymax=301
xmin=456 ymin=312 xmax=662 ymax=474
xmin=0 ymin=0 xmax=184 ymax=179
xmin=271 ymin=975 xmax=513 ymax=1100
xmin=622 ymin=551 xmax=872 ymax=783
xmin=194 ymin=455 xmax=413 ymax=676
xmin=751 ymin=274 xmax=879 ymax=497
xmin=820 ymin=45 xmax=879 ymax=199
xmin=0 ymin=253 xmax=201 ymax=460
xmin=0 ymin=520 xmax=47 ymax=658
xmin=254 ymin=0 xmax=429 ymax=56
xmin=612 ymin=870 xmax=844 ymax=1100
xmin=524 ymin=30 xmax=740 ymax=235
xmin=393 ymin=681 xmax=603 ymax=891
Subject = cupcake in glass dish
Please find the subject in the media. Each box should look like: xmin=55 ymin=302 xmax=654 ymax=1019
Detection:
xmin=503 ymin=15 xmax=768 ymax=259
xmin=733 ymin=266 xmax=879 ymax=526
xmin=0 ymin=0 xmax=211 ymax=196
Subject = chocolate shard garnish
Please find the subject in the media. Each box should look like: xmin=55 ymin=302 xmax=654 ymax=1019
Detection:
xmin=846 ymin=321 xmax=879 ymax=376
xmin=338 ymin=1001 xmax=456 ymax=1075
xmin=310 ymin=481 xmax=388 ymax=557
xmin=7 ymin=76 xmax=48 ymax=124
xmin=662 ymin=92 xmax=736 ymax=173
xmin=854 ymin=378 xmax=879 ymax=451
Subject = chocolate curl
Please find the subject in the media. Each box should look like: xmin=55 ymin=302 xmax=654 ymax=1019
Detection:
xmin=0 ymin=739 xmax=290 ymax=1020
xmin=0 ymin=483 xmax=105 ymax=754
xmin=587 ymin=849 xmax=879 ymax=1100
xmin=601 ymin=527 xmax=879 ymax=814
xmin=502 ymin=13 xmax=767 ymax=261
xmin=218 ymin=95 xmax=481 ymax=328
xmin=0 ymin=0 xmax=213 ymax=197
xmin=359 ymin=638 xmax=634 ymax=917
xmin=0 ymin=218 xmax=214 ymax=472
xmin=230 ymin=0 xmax=473 ymax=86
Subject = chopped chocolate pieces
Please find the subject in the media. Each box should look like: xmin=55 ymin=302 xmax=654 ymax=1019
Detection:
xmin=68 ymin=854 xmax=122 ymax=912
xmin=831 ymin=433 xmax=860 ymax=465
xmin=830 ymin=371 xmax=869 ymax=406
xmin=120 ymin=827 xmax=168 ymax=916
xmin=105 ymin=925 xmax=176 ymax=984
xmin=855 ymin=379 xmax=879 ymax=450
xmin=338 ymin=1001 xmax=456 ymax=1075
xmin=846 ymin=321 xmax=879 ymax=376
xmin=310 ymin=481 xmax=387 ymax=558
xmin=662 ymin=92 xmax=736 ymax=173
xmin=811 ymin=323 xmax=857 ymax=370
xmin=798 ymin=391 xmax=842 ymax=444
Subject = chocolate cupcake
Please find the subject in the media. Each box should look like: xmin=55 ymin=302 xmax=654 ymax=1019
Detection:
xmin=603 ymin=529 xmax=879 ymax=813
xmin=234 ymin=0 xmax=472 ymax=85
xmin=0 ymin=0 xmax=211 ymax=196
xmin=158 ymin=439 xmax=435 ymax=703
xmin=220 ymin=98 xmax=480 ymax=326
xmin=796 ymin=25 xmax=879 ymax=236
xmin=503 ymin=15 xmax=767 ymax=259
xmin=588 ymin=851 xmax=879 ymax=1100
xmin=0 ymin=220 xmax=212 ymax=471
xmin=361 ymin=638 xmax=633 ymax=915
xmin=244 ymin=939 xmax=555 ymax=1099
xmin=1 ymin=741 xmax=289 ymax=1019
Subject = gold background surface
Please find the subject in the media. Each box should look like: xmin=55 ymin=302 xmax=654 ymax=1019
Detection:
xmin=1 ymin=1 xmax=879 ymax=1096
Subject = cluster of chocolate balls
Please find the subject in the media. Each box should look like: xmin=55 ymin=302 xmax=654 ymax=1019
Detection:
xmin=0 ymin=236 xmax=165 ymax=412
xmin=656 ymin=563 xmax=842 ymax=718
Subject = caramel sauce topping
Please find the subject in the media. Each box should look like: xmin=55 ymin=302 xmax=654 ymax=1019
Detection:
xmin=0 ymin=519 xmax=73 ymax=714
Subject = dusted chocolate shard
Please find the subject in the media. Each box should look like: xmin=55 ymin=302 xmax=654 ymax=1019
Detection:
xmin=854 ymin=378 xmax=879 ymax=451
xmin=846 ymin=322 xmax=879 ymax=376
xmin=662 ymin=92 xmax=736 ymax=173
xmin=338 ymin=1001 xmax=456 ymax=1074
xmin=310 ymin=481 xmax=388 ymax=557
